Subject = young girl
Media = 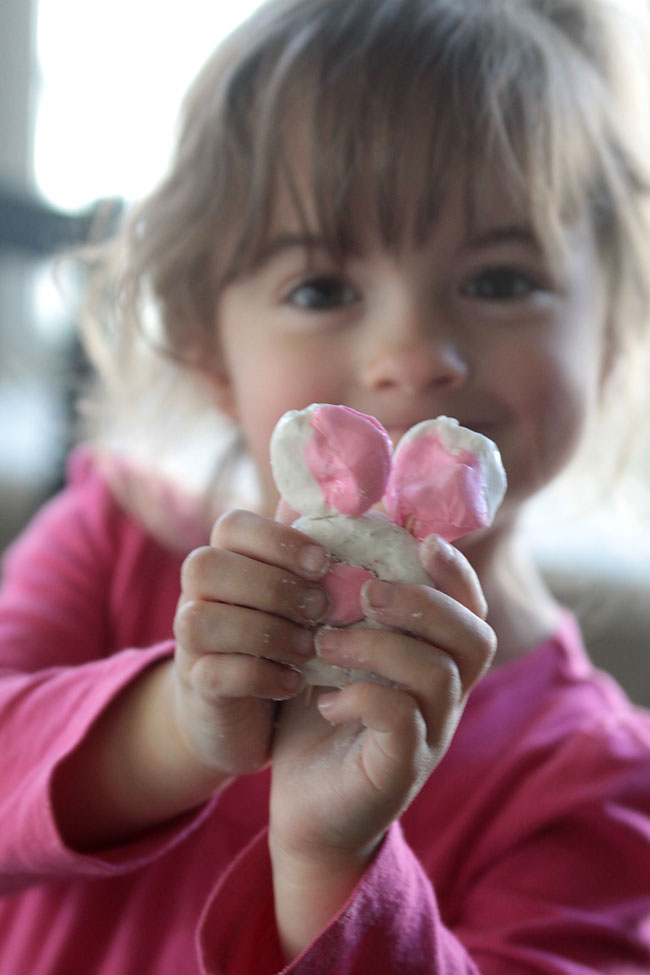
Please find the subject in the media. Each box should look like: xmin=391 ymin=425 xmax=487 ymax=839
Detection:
xmin=2 ymin=0 xmax=650 ymax=971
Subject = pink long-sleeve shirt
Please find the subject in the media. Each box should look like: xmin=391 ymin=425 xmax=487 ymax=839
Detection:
xmin=1 ymin=451 xmax=649 ymax=974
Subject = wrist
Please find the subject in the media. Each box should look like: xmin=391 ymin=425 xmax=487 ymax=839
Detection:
xmin=270 ymin=833 xmax=381 ymax=884
xmin=270 ymin=834 xmax=383 ymax=962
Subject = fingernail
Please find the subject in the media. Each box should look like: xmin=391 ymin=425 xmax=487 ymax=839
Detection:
xmin=362 ymin=579 xmax=395 ymax=609
xmin=423 ymin=534 xmax=454 ymax=561
xmin=435 ymin=536 xmax=455 ymax=562
xmin=315 ymin=626 xmax=342 ymax=657
xmin=317 ymin=691 xmax=339 ymax=714
xmin=298 ymin=544 xmax=329 ymax=577
xmin=298 ymin=587 xmax=329 ymax=622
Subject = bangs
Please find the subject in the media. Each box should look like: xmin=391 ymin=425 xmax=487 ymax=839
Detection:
xmin=213 ymin=0 xmax=611 ymax=280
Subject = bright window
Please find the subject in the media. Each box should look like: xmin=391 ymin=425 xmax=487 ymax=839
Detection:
xmin=34 ymin=0 xmax=263 ymax=210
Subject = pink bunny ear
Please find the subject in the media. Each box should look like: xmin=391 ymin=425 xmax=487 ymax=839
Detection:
xmin=305 ymin=405 xmax=393 ymax=516
xmin=383 ymin=418 xmax=506 ymax=542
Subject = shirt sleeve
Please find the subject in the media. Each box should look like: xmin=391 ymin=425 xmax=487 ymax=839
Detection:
xmin=197 ymin=821 xmax=480 ymax=975
xmin=0 ymin=455 xmax=208 ymax=892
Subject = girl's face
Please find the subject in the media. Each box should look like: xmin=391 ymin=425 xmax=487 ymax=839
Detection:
xmin=213 ymin=174 xmax=609 ymax=528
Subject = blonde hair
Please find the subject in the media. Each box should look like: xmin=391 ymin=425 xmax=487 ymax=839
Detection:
xmin=79 ymin=0 xmax=650 ymax=542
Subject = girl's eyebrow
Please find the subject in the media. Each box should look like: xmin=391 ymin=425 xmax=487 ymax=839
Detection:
xmin=256 ymin=233 xmax=330 ymax=263
xmin=465 ymin=224 xmax=542 ymax=252
xmin=254 ymin=226 xmax=544 ymax=266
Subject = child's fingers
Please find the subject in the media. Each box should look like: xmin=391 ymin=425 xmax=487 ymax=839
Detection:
xmin=316 ymin=608 xmax=487 ymax=712
xmin=209 ymin=508 xmax=329 ymax=580
xmin=315 ymin=624 xmax=463 ymax=693
xmin=316 ymin=682 xmax=435 ymax=796
xmin=175 ymin=600 xmax=315 ymax=672
xmin=419 ymin=534 xmax=488 ymax=619
xmin=175 ymin=511 xmax=331 ymax=710
xmin=174 ymin=596 xmax=310 ymax=703
xmin=315 ymin=627 xmax=462 ymax=745
xmin=184 ymin=649 xmax=304 ymax=702
xmin=318 ymin=681 xmax=424 ymax=747
xmin=358 ymin=578 xmax=496 ymax=691
xmin=180 ymin=546 xmax=330 ymax=625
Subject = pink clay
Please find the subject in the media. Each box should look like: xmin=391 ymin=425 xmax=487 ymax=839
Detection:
xmin=305 ymin=405 xmax=393 ymax=516
xmin=384 ymin=434 xmax=488 ymax=542
xmin=320 ymin=562 xmax=376 ymax=625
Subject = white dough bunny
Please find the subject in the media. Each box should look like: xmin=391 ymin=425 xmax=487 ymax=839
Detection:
xmin=270 ymin=404 xmax=507 ymax=688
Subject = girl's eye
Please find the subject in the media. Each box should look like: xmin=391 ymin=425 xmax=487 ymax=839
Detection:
xmin=460 ymin=267 xmax=541 ymax=301
xmin=286 ymin=274 xmax=359 ymax=311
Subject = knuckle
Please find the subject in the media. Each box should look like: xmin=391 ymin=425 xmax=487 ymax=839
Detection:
xmin=387 ymin=691 xmax=427 ymax=748
xmin=469 ymin=616 xmax=496 ymax=660
xmin=191 ymin=652 xmax=282 ymax=701
xmin=265 ymin=614 xmax=294 ymax=651
xmin=210 ymin=508 xmax=256 ymax=544
xmin=191 ymin=652 xmax=228 ymax=696
xmin=482 ymin=619 xmax=498 ymax=657
xmin=174 ymin=599 xmax=208 ymax=650
xmin=463 ymin=618 xmax=497 ymax=686
xmin=272 ymin=573 xmax=327 ymax=622
xmin=469 ymin=590 xmax=488 ymax=621
xmin=479 ymin=620 xmax=498 ymax=669
xmin=429 ymin=652 xmax=463 ymax=702
xmin=181 ymin=546 xmax=216 ymax=594
xmin=393 ymin=690 xmax=422 ymax=727
xmin=271 ymin=572 xmax=300 ymax=612
xmin=470 ymin=579 xmax=489 ymax=620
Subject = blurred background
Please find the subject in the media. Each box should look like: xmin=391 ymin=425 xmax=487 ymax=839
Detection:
xmin=1 ymin=0 xmax=648 ymax=703
xmin=0 ymin=0 xmax=263 ymax=553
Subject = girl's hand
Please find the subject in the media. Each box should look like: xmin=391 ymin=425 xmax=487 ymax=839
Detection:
xmin=172 ymin=509 xmax=330 ymax=777
xmin=268 ymin=536 xmax=495 ymax=956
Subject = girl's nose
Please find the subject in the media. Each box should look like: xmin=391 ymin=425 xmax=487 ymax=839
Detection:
xmin=360 ymin=314 xmax=468 ymax=396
